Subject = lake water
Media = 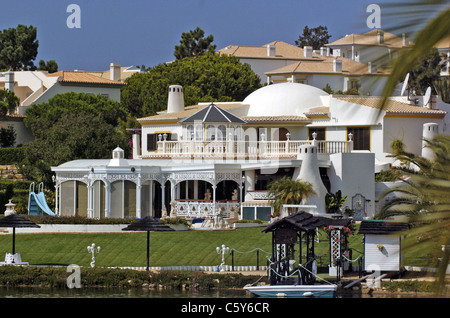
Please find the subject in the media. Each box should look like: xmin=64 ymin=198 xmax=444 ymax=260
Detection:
xmin=0 ymin=286 xmax=435 ymax=298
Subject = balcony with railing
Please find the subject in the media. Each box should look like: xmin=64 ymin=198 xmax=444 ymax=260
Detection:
xmin=142 ymin=135 xmax=354 ymax=160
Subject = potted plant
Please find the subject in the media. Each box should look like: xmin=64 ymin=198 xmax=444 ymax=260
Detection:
xmin=325 ymin=190 xmax=347 ymax=214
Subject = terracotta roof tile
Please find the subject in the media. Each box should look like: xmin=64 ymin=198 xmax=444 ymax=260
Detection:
xmin=334 ymin=96 xmax=446 ymax=115
xmin=217 ymin=41 xmax=324 ymax=60
xmin=267 ymin=57 xmax=389 ymax=75
xmin=327 ymin=29 xmax=413 ymax=48
xmin=48 ymin=71 xmax=125 ymax=85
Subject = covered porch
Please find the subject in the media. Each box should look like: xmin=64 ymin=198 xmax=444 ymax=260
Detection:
xmin=52 ymin=149 xmax=245 ymax=221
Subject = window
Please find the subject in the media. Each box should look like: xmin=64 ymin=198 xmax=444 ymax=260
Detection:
xmin=206 ymin=125 xmax=215 ymax=141
xmin=147 ymin=133 xmax=171 ymax=151
xmin=277 ymin=128 xmax=290 ymax=141
xmin=147 ymin=134 xmax=157 ymax=151
xmin=347 ymin=127 xmax=370 ymax=150
xmin=186 ymin=125 xmax=194 ymax=140
xmin=308 ymin=127 xmax=326 ymax=140
xmin=217 ymin=125 xmax=226 ymax=141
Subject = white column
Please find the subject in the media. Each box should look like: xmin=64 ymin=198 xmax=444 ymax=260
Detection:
xmin=212 ymin=184 xmax=217 ymax=215
xmin=161 ymin=183 xmax=166 ymax=215
xmin=244 ymin=170 xmax=255 ymax=200
xmin=150 ymin=180 xmax=154 ymax=217
xmin=194 ymin=180 xmax=199 ymax=199
xmin=55 ymin=183 xmax=59 ymax=216
xmin=87 ymin=184 xmax=94 ymax=218
xmin=104 ymin=181 xmax=111 ymax=218
xmin=136 ymin=185 xmax=142 ymax=219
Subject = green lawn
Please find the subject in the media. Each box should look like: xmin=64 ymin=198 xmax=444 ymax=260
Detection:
xmin=0 ymin=228 xmax=275 ymax=267
xmin=0 ymin=227 xmax=361 ymax=268
xmin=2 ymin=225 xmax=434 ymax=269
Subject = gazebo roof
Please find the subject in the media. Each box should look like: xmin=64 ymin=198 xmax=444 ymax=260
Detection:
xmin=0 ymin=214 xmax=40 ymax=228
xmin=263 ymin=211 xmax=352 ymax=233
xmin=122 ymin=216 xmax=174 ymax=232
xmin=358 ymin=220 xmax=409 ymax=235
xmin=179 ymin=103 xmax=246 ymax=124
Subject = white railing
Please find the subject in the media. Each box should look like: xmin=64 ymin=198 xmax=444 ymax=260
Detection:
xmin=151 ymin=139 xmax=353 ymax=159
xmin=173 ymin=200 xmax=240 ymax=219
xmin=246 ymin=190 xmax=270 ymax=200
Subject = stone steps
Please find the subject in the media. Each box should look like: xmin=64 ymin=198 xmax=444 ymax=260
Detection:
xmin=0 ymin=165 xmax=24 ymax=180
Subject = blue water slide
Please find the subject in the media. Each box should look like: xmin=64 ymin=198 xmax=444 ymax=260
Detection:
xmin=27 ymin=182 xmax=56 ymax=216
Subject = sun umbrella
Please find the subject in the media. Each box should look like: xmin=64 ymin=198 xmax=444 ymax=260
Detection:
xmin=122 ymin=216 xmax=174 ymax=271
xmin=0 ymin=214 xmax=40 ymax=259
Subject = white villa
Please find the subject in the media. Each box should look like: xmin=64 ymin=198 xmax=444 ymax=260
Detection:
xmin=51 ymin=82 xmax=449 ymax=224
xmin=0 ymin=63 xmax=126 ymax=145
xmin=217 ymin=40 xmax=390 ymax=95
xmin=325 ymin=29 xmax=413 ymax=68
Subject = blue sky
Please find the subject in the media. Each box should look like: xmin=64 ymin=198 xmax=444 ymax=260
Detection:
xmin=0 ymin=0 xmax=440 ymax=71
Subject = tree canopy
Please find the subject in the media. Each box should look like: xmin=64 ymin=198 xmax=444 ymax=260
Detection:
xmin=295 ymin=25 xmax=331 ymax=50
xmin=22 ymin=93 xmax=129 ymax=185
xmin=0 ymin=89 xmax=19 ymax=116
xmin=37 ymin=59 xmax=58 ymax=73
xmin=0 ymin=24 xmax=39 ymax=70
xmin=174 ymin=27 xmax=216 ymax=60
xmin=408 ymin=48 xmax=443 ymax=95
xmin=267 ymin=176 xmax=316 ymax=217
xmin=121 ymin=53 xmax=262 ymax=118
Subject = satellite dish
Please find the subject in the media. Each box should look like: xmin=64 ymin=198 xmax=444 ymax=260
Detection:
xmin=400 ymin=73 xmax=410 ymax=96
xmin=424 ymin=86 xmax=431 ymax=106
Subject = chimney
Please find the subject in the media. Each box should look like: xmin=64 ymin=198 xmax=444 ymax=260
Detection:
xmin=377 ymin=30 xmax=384 ymax=44
xmin=5 ymin=71 xmax=14 ymax=92
xmin=267 ymin=44 xmax=276 ymax=57
xmin=303 ymin=46 xmax=313 ymax=58
xmin=368 ymin=62 xmax=377 ymax=73
xmin=110 ymin=63 xmax=121 ymax=81
xmin=320 ymin=47 xmax=329 ymax=56
xmin=333 ymin=59 xmax=342 ymax=72
xmin=402 ymin=33 xmax=409 ymax=47
xmin=332 ymin=48 xmax=341 ymax=57
xmin=167 ymin=85 xmax=184 ymax=113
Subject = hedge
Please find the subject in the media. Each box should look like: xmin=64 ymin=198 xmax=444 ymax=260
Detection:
xmin=0 ymin=266 xmax=267 ymax=289
xmin=0 ymin=147 xmax=25 ymax=164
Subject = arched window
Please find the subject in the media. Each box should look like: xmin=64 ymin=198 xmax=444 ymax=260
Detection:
xmin=217 ymin=125 xmax=226 ymax=141
xmin=186 ymin=125 xmax=194 ymax=140
xmin=206 ymin=125 xmax=215 ymax=141
xmin=278 ymin=127 xmax=290 ymax=141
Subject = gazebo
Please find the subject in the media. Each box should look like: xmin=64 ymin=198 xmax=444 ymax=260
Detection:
xmin=262 ymin=211 xmax=352 ymax=285
xmin=122 ymin=216 xmax=174 ymax=271
xmin=0 ymin=213 xmax=40 ymax=265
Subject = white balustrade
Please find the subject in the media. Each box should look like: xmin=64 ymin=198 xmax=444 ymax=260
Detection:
xmin=174 ymin=200 xmax=240 ymax=219
xmin=152 ymin=140 xmax=352 ymax=158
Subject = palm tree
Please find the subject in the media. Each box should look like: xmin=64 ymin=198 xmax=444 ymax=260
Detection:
xmin=379 ymin=1 xmax=450 ymax=109
xmin=267 ymin=176 xmax=316 ymax=217
xmin=371 ymin=0 xmax=449 ymax=295
xmin=377 ymin=135 xmax=450 ymax=294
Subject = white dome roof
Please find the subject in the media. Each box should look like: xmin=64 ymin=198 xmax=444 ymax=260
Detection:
xmin=243 ymin=83 xmax=329 ymax=117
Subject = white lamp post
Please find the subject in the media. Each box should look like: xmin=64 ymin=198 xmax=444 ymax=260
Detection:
xmin=87 ymin=243 xmax=101 ymax=268
xmin=216 ymin=244 xmax=230 ymax=272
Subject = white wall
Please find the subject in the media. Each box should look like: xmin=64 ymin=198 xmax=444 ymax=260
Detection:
xmin=383 ymin=116 xmax=443 ymax=156
xmin=141 ymin=124 xmax=182 ymax=157
xmin=365 ymin=234 xmax=402 ymax=271
xmin=240 ymin=58 xmax=297 ymax=84
xmin=329 ymin=151 xmax=375 ymax=218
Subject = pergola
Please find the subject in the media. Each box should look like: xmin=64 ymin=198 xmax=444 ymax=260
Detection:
xmin=262 ymin=211 xmax=352 ymax=285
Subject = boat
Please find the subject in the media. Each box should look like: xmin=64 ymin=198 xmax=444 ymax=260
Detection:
xmin=244 ymin=283 xmax=337 ymax=298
